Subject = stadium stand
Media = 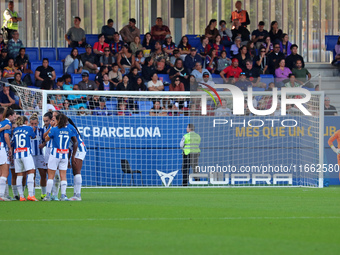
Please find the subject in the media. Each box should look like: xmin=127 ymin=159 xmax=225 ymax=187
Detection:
xmin=40 ymin=48 xmax=57 ymax=61
xmin=25 ymin=47 xmax=39 ymax=61
xmin=57 ymin=48 xmax=70 ymax=60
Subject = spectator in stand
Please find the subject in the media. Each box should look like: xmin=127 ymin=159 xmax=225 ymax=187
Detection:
xmin=275 ymin=58 xmax=291 ymax=87
xmin=98 ymin=73 xmax=114 ymax=91
xmin=267 ymin=43 xmax=285 ymax=75
xmin=151 ymin=17 xmax=171 ymax=42
xmin=117 ymin=101 xmax=132 ymax=116
xmin=205 ymin=19 xmax=219 ymax=44
xmin=142 ymin=57 xmax=156 ymax=81
xmin=162 ymin=34 xmax=177 ymax=56
xmin=236 ymin=45 xmax=250 ymax=70
xmin=230 ymin=1 xmax=250 ymax=27
xmin=269 ymin=21 xmax=282 ymax=44
xmin=255 ymin=47 xmax=269 ymax=74
xmin=127 ymin=67 xmax=139 ymax=88
xmin=230 ymin=36 xmax=242 ymax=57
xmin=150 ymin=41 xmax=169 ymax=66
xmin=64 ymin=48 xmax=83 ymax=74
xmin=93 ymin=34 xmax=109 ymax=56
xmin=99 ymin=47 xmax=115 ymax=71
xmin=207 ymin=34 xmax=225 ymax=57
xmin=178 ymin=36 xmax=191 ymax=56
xmin=135 ymin=50 xmax=145 ymax=71
xmin=219 ymin=20 xmax=233 ymax=48
xmin=324 ymin=96 xmax=337 ymax=116
xmin=220 ymin=58 xmax=242 ymax=84
xmin=67 ymin=84 xmax=86 ymax=105
xmin=55 ymin=77 xmax=63 ymax=90
xmin=292 ymin=59 xmax=312 ymax=87
xmin=244 ymin=60 xmax=266 ymax=88
xmin=189 ymin=74 xmax=199 ymax=91
xmin=108 ymin=63 xmax=122 ymax=87
xmin=110 ymin=32 xmax=124 ymax=59
xmin=217 ymin=50 xmax=232 ymax=73
xmin=170 ymin=77 xmax=185 ymax=91
xmin=0 ymin=83 xmax=20 ymax=108
xmin=15 ymin=48 xmax=32 ymax=74
xmin=149 ymin=99 xmax=167 ymax=116
xmin=87 ymin=95 xmax=100 ymax=110
xmin=170 ymin=50 xmax=181 ymax=67
xmin=205 ymin=48 xmax=218 ymax=74
xmin=191 ymin=62 xmax=212 ymax=83
xmin=332 ymin=36 xmax=340 ymax=65
xmin=251 ymin=21 xmax=268 ymax=49
xmin=262 ymin=35 xmax=273 ymax=54
xmin=155 ymin=58 xmax=169 ymax=74
xmin=77 ymin=106 xmax=87 ymax=116
xmin=62 ymin=74 xmax=73 ymax=90
xmin=284 ymin=74 xmax=300 ymax=88
xmin=10 ymin=72 xmax=26 ymax=87
xmin=101 ymin=19 xmax=116 ymax=44
xmin=135 ymin=77 xmax=147 ymax=91
xmin=93 ymin=98 xmax=112 ymax=116
xmin=184 ymin=47 xmax=202 ymax=74
xmin=80 ymin=44 xmax=99 ymax=74
xmin=95 ymin=66 xmax=109 ymax=87
xmin=117 ymin=44 xmax=135 ymax=75
xmin=0 ymin=48 xmax=9 ymax=69
xmin=234 ymin=72 xmax=251 ymax=91
xmin=78 ymin=72 xmax=97 ymax=90
xmin=117 ymin=75 xmax=134 ymax=91
xmin=280 ymin=33 xmax=292 ymax=57
xmin=2 ymin=58 xmax=20 ymax=81
xmin=215 ymin=99 xmax=232 ymax=116
xmin=196 ymin=35 xmax=209 ymax=59
xmin=169 ymin=58 xmax=189 ymax=87
xmin=65 ymin=17 xmax=86 ymax=48
xmin=130 ymin=36 xmax=144 ymax=55
xmin=198 ymin=71 xmax=216 ymax=90
xmin=147 ymin=73 xmax=164 ymax=91
xmin=142 ymin=32 xmax=155 ymax=53
xmin=232 ymin=19 xmax=250 ymax=45
xmin=246 ymin=41 xmax=256 ymax=61
xmin=285 ymin=44 xmax=304 ymax=70
xmin=119 ymin=18 xmax=140 ymax=44
xmin=50 ymin=92 xmax=66 ymax=110
xmin=2 ymin=1 xmax=22 ymax=43
xmin=7 ymin=30 xmax=23 ymax=58
xmin=0 ymin=34 xmax=5 ymax=51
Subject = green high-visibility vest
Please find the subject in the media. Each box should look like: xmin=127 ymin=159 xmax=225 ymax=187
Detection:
xmin=3 ymin=9 xmax=19 ymax=30
xmin=183 ymin=131 xmax=201 ymax=155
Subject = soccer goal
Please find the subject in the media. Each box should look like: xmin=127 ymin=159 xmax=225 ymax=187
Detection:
xmin=11 ymin=84 xmax=324 ymax=188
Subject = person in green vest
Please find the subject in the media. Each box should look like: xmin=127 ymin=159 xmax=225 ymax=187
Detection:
xmin=180 ymin=123 xmax=201 ymax=186
xmin=2 ymin=1 xmax=22 ymax=43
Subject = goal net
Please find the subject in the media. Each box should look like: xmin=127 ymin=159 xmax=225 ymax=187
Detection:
xmin=11 ymin=84 xmax=324 ymax=188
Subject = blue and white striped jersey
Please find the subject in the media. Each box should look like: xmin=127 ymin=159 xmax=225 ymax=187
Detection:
xmin=43 ymin=125 xmax=53 ymax=148
xmin=31 ymin=127 xmax=44 ymax=156
xmin=67 ymin=124 xmax=86 ymax=153
xmin=12 ymin=125 xmax=36 ymax=159
xmin=49 ymin=126 xmax=76 ymax=159
xmin=0 ymin=119 xmax=12 ymax=149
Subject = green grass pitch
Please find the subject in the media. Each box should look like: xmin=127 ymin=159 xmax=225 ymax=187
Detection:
xmin=1 ymin=187 xmax=340 ymax=255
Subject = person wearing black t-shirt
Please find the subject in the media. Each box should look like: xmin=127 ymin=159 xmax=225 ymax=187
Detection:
xmin=285 ymin=44 xmax=304 ymax=70
xmin=35 ymin=58 xmax=56 ymax=88
xmin=244 ymin=60 xmax=266 ymax=88
xmin=324 ymin=96 xmax=338 ymax=116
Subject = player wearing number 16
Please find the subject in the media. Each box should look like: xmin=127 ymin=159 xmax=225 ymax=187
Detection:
xmin=44 ymin=114 xmax=77 ymax=201
xmin=328 ymin=129 xmax=340 ymax=181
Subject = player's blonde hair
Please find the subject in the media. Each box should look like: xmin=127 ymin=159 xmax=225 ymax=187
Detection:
xmin=30 ymin=113 xmax=39 ymax=121
xmin=16 ymin=116 xmax=28 ymax=126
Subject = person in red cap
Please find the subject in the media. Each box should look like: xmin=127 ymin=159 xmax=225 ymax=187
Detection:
xmin=219 ymin=58 xmax=242 ymax=84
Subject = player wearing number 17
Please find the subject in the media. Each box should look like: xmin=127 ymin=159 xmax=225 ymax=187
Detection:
xmin=328 ymin=129 xmax=340 ymax=181
xmin=44 ymin=114 xmax=77 ymax=201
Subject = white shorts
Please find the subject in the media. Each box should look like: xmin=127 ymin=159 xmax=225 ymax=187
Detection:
xmin=0 ymin=149 xmax=7 ymax=165
xmin=48 ymin=156 xmax=68 ymax=171
xmin=33 ymin=155 xmax=47 ymax=169
xmin=75 ymin=151 xmax=86 ymax=161
xmin=14 ymin=155 xmax=35 ymax=173
xmin=44 ymin=147 xmax=51 ymax=164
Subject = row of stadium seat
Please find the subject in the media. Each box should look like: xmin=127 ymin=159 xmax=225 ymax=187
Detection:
xmin=325 ymin=35 xmax=339 ymax=60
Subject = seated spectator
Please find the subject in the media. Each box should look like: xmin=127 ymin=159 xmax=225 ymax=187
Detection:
xmin=117 ymin=101 xmax=132 ymax=116
xmin=214 ymin=99 xmax=231 ymax=116
xmin=191 ymin=62 xmax=212 ymax=83
xmin=261 ymin=36 xmax=273 ymax=54
xmin=34 ymin=58 xmax=56 ymax=88
xmin=155 ymin=58 xmax=169 ymax=75
xmin=80 ymin=44 xmax=99 ymax=74
xmin=218 ymin=20 xmax=233 ymax=48
xmin=269 ymin=21 xmax=283 ymax=44
xmin=332 ymin=36 xmax=340 ymax=65
xmin=196 ymin=35 xmax=209 ymax=59
xmin=220 ymin=58 xmax=242 ymax=84
xmin=98 ymin=73 xmax=114 ymax=91
xmin=205 ymin=19 xmax=219 ymax=44
xmin=162 ymin=34 xmax=177 ymax=56
xmin=267 ymin=43 xmax=285 ymax=75
xmin=15 ymin=48 xmax=31 ymax=74
xmin=280 ymin=33 xmax=292 ymax=57
xmin=55 ymin=77 xmax=63 ymax=90
xmin=236 ymin=45 xmax=250 ymax=70
xmin=178 ymin=36 xmax=191 ymax=55
xmin=149 ymin=99 xmax=167 ymax=116
xmin=0 ymin=48 xmax=9 ymax=69
xmin=232 ymin=19 xmax=250 ymax=45
xmin=93 ymin=98 xmax=112 ymax=116
xmin=0 ymin=34 xmax=5 ymax=51
xmin=68 ymin=84 xmax=86 ymax=105
xmin=246 ymin=41 xmax=256 ymax=61
xmin=0 ymin=70 xmax=9 ymax=88
xmin=205 ymin=48 xmax=218 ymax=74
xmin=324 ymin=96 xmax=337 ymax=116
xmin=77 ymin=106 xmax=87 ymax=116
xmin=10 ymin=72 xmax=26 ymax=87
xmin=198 ymin=71 xmax=216 ymax=89
xmin=184 ymin=47 xmax=202 ymax=74
xmin=117 ymin=75 xmax=134 ymax=91
xmin=151 ymin=17 xmax=171 ymax=42
xmin=64 ymin=48 xmax=83 ymax=74
xmin=78 ymin=72 xmax=97 ymax=90
xmin=116 ymin=44 xmax=135 ymax=74
xmin=41 ymin=79 xmax=54 ymax=90
xmin=101 ymin=18 xmax=116 ymax=44
xmin=292 ymin=59 xmax=312 ymax=87
xmin=65 ymin=17 xmax=86 ymax=48
xmin=127 ymin=67 xmax=140 ymax=88
xmin=151 ymin=41 xmax=170 ymax=66
xmin=217 ymin=50 xmax=232 ymax=73
xmin=87 ymin=95 xmax=100 ymax=110
xmin=135 ymin=50 xmax=145 ymax=71
xmin=135 ymin=77 xmax=147 ymax=91
xmin=110 ymin=32 xmax=124 ymax=59
xmin=108 ymin=63 xmax=123 ymax=88
xmin=0 ymin=83 xmax=20 ymax=109
xmin=169 ymin=58 xmax=189 ymax=86
xmin=266 ymin=82 xmax=275 ymax=91
xmin=189 ymin=74 xmax=199 ymax=91
xmin=244 ymin=60 xmax=266 ymax=88
xmin=93 ymin=34 xmax=109 ymax=56
xmin=142 ymin=32 xmax=155 ymax=54
xmin=3 ymin=58 xmax=21 ymax=81
xmin=251 ymin=21 xmax=269 ymax=49
xmin=167 ymin=104 xmax=181 ymax=116
xmin=275 ymin=58 xmax=292 ymax=87
xmin=130 ymin=36 xmax=144 ymax=55
xmin=285 ymin=44 xmax=304 ymax=70
xmin=170 ymin=77 xmax=185 ymax=91
xmin=314 ymin=84 xmax=319 ymax=91
xmin=99 ymin=47 xmax=115 ymax=71
xmin=255 ymin=47 xmax=269 ymax=74
xmin=169 ymin=49 xmax=181 ymax=67
xmin=284 ymin=74 xmax=300 ymax=88
xmin=147 ymin=73 xmax=164 ymax=91
xmin=62 ymin=74 xmax=73 ymax=90
xmin=7 ymin=30 xmax=23 ymax=58
xmin=207 ymin=34 xmax=225 ymax=57
xmin=235 ymin=72 xmax=252 ymax=91
xmin=142 ymin=57 xmax=156 ymax=81
xmin=119 ymin=18 xmax=140 ymax=44
xmin=230 ymin=36 xmax=242 ymax=57
xmin=50 ymin=92 xmax=66 ymax=110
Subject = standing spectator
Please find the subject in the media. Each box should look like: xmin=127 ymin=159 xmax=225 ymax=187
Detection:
xmin=292 ymin=59 xmax=312 ymax=87
xmin=269 ymin=21 xmax=283 ymax=44
xmin=147 ymin=73 xmax=164 ymax=91
xmin=169 ymin=58 xmax=189 ymax=86
xmin=261 ymin=35 xmax=273 ymax=54
xmin=117 ymin=45 xmax=135 ymax=74
xmin=332 ymin=36 xmax=340 ymax=65
xmin=284 ymin=74 xmax=300 ymax=88
xmin=205 ymin=19 xmax=219 ymax=43
xmin=130 ymin=36 xmax=144 ymax=55
xmin=119 ymin=18 xmax=140 ymax=44
xmin=196 ymin=35 xmax=210 ymax=59
xmin=78 ymin=72 xmax=97 ymax=90
xmin=220 ymin=58 xmax=242 ymax=84
xmin=98 ymin=73 xmax=114 ymax=91
xmin=217 ymin=50 xmax=232 ymax=73
xmin=280 ymin=34 xmax=292 ymax=57
xmin=110 ymin=32 xmax=124 ymax=59
xmin=267 ymin=43 xmax=285 ymax=75
xmin=64 ymin=48 xmax=83 ymax=74
xmin=219 ymin=20 xmax=233 ymax=48
xmin=324 ymin=96 xmax=337 ymax=116
xmin=230 ymin=36 xmax=242 ymax=57
xmin=108 ymin=63 xmax=122 ymax=88
xmin=101 ymin=19 xmax=116 ymax=44
xmin=244 ymin=60 xmax=266 ymax=88
xmin=7 ymin=30 xmax=23 ymax=58
xmin=255 ymin=47 xmax=269 ymax=74
xmin=2 ymin=1 xmax=22 ymax=43
xmin=251 ymin=21 xmax=268 ymax=49
xmin=142 ymin=32 xmax=155 ymax=53
xmin=10 ymin=72 xmax=26 ymax=87
xmin=236 ymin=45 xmax=250 ymax=70
xmin=275 ymin=58 xmax=292 ymax=87
xmin=231 ymin=19 xmax=250 ymax=45
xmin=99 ymin=47 xmax=115 ymax=71
xmin=65 ymin=17 xmax=86 ymax=48
xmin=178 ymin=36 xmax=192 ymax=55
xmin=205 ymin=48 xmax=218 ymax=74
xmin=80 ymin=44 xmax=99 ymax=74
xmin=191 ymin=62 xmax=212 ymax=82
xmin=162 ymin=34 xmax=177 ymax=56
xmin=231 ymin=1 xmax=250 ymax=27
xmin=3 ymin=58 xmax=20 ymax=81
xmin=15 ymin=48 xmax=31 ymax=74
xmin=184 ymin=48 xmax=202 ymax=74
xmin=117 ymin=75 xmax=133 ymax=91
xmin=142 ymin=57 xmax=156 ymax=81
xmin=151 ymin=17 xmax=171 ymax=42
xmin=285 ymin=44 xmax=304 ymax=70
xmin=93 ymin=34 xmax=109 ymax=56
xmin=0 ymin=48 xmax=9 ymax=69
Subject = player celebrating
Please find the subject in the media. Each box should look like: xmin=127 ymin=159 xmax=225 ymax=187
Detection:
xmin=30 ymin=113 xmax=47 ymax=199
xmin=44 ymin=113 xmax=77 ymax=201
xmin=12 ymin=116 xmax=38 ymax=201
xmin=328 ymin=129 xmax=340 ymax=181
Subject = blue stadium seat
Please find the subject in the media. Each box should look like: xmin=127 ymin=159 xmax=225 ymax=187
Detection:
xmin=40 ymin=47 xmax=57 ymax=61
xmin=252 ymin=87 xmax=265 ymax=91
xmin=137 ymin=100 xmax=153 ymax=115
xmin=57 ymin=48 xmax=70 ymax=60
xmin=140 ymin=34 xmax=145 ymax=42
xmin=186 ymin=34 xmax=202 ymax=49
xmin=325 ymin=35 xmax=338 ymax=60
xmin=260 ymin=74 xmax=275 ymax=89
xmin=49 ymin=61 xmax=64 ymax=74
xmin=76 ymin=47 xmax=86 ymax=55
xmin=25 ymin=47 xmax=39 ymax=61
xmin=158 ymin=74 xmax=171 ymax=85
xmin=211 ymin=74 xmax=224 ymax=84
xmin=85 ymin=34 xmax=98 ymax=47
xmin=106 ymin=100 xmax=118 ymax=111
xmin=29 ymin=73 xmax=35 ymax=86
xmin=164 ymin=85 xmax=170 ymax=91
xmin=89 ymin=73 xmax=96 ymax=81
xmin=30 ymin=61 xmax=42 ymax=73
xmin=71 ymin=74 xmax=82 ymax=85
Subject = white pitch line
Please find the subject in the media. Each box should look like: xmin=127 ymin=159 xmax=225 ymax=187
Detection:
xmin=0 ymin=216 xmax=340 ymax=222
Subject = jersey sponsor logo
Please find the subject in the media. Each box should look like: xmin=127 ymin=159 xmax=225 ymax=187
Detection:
xmin=156 ymin=170 xmax=178 ymax=187
xmin=14 ymin=147 xmax=28 ymax=153
xmin=57 ymin=149 xmax=69 ymax=154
